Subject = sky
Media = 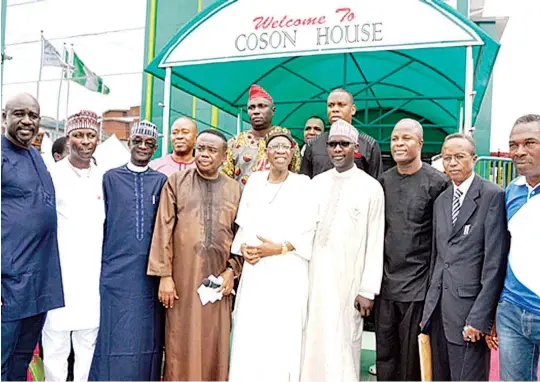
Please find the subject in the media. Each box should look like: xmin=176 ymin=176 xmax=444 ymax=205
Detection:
xmin=481 ymin=0 xmax=540 ymax=151
xmin=2 ymin=0 xmax=539 ymax=151
xmin=3 ymin=0 xmax=146 ymax=120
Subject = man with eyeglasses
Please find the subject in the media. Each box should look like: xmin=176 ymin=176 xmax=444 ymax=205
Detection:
xmin=375 ymin=119 xmax=448 ymax=381
xmin=300 ymin=88 xmax=383 ymax=179
xmin=148 ymin=129 xmax=242 ymax=381
xmin=420 ymin=133 xmax=509 ymax=381
xmin=302 ymin=119 xmax=384 ymax=381
xmin=89 ymin=121 xmax=167 ymax=381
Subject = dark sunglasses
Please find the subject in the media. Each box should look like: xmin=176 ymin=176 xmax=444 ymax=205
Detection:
xmin=326 ymin=141 xmax=353 ymax=149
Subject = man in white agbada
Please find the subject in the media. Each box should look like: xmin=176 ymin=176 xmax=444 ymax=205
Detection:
xmin=229 ymin=127 xmax=316 ymax=382
xmin=42 ymin=110 xmax=105 ymax=382
xmin=301 ymin=119 xmax=385 ymax=381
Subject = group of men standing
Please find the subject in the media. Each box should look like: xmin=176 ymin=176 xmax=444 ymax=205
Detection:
xmin=1 ymin=84 xmax=539 ymax=382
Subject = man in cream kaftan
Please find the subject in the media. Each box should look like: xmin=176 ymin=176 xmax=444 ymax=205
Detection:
xmin=301 ymin=120 xmax=385 ymax=382
xmin=229 ymin=170 xmax=316 ymax=382
xmin=42 ymin=111 xmax=105 ymax=382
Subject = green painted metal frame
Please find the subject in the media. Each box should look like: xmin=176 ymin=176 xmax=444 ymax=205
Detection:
xmin=143 ymin=0 xmax=501 ymax=156
xmin=168 ymin=105 xmax=232 ymax=137
xmin=475 ymin=156 xmax=516 ymax=189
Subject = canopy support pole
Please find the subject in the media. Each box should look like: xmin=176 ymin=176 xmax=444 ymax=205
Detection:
xmin=459 ymin=101 xmax=464 ymax=132
xmin=463 ymin=45 xmax=474 ymax=134
xmin=343 ymin=54 xmax=347 ymax=87
xmin=236 ymin=107 xmax=242 ymax=135
xmin=162 ymin=66 xmax=172 ymax=157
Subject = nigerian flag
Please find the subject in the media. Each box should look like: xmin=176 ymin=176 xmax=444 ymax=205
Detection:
xmin=67 ymin=51 xmax=110 ymax=94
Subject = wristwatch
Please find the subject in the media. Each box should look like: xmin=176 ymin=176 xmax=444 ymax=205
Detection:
xmin=281 ymin=242 xmax=289 ymax=255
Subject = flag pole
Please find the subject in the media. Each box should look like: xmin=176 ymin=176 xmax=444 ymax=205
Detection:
xmin=65 ymin=43 xmax=73 ymax=120
xmin=99 ymin=84 xmax=106 ymax=143
xmin=55 ymin=43 xmax=66 ymax=133
xmin=37 ymin=30 xmax=44 ymax=102
xmin=99 ymin=112 xmax=104 ymax=143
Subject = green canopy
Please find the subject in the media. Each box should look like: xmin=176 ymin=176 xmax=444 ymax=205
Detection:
xmin=145 ymin=0 xmax=499 ymax=151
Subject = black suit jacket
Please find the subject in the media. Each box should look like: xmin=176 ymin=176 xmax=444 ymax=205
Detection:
xmin=300 ymin=131 xmax=383 ymax=179
xmin=421 ymin=175 xmax=509 ymax=345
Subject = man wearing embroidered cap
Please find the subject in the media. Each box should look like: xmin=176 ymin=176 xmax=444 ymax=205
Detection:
xmin=222 ymin=84 xmax=300 ymax=188
xmin=42 ymin=110 xmax=106 ymax=382
xmin=301 ymin=119 xmax=385 ymax=381
xmin=89 ymin=120 xmax=167 ymax=381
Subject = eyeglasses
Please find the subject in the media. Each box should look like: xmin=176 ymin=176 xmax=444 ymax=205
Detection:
xmin=326 ymin=141 xmax=353 ymax=149
xmin=267 ymin=143 xmax=292 ymax=151
xmin=442 ymin=154 xmax=472 ymax=164
xmin=131 ymin=139 xmax=156 ymax=149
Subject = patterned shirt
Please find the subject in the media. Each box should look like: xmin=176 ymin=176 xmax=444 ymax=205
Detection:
xmin=221 ymin=129 xmax=301 ymax=188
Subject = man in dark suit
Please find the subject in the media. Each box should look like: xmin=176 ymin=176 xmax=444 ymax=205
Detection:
xmin=300 ymin=88 xmax=383 ymax=179
xmin=421 ymin=133 xmax=509 ymax=381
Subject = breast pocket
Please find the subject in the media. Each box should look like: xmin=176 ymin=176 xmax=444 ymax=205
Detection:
xmin=348 ymin=205 xmax=363 ymax=222
xmin=407 ymin=197 xmax=431 ymax=224
xmin=2 ymin=185 xmax=26 ymax=198
xmin=147 ymin=193 xmax=161 ymax=219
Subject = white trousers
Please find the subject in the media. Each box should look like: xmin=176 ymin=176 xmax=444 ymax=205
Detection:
xmin=42 ymin=327 xmax=99 ymax=382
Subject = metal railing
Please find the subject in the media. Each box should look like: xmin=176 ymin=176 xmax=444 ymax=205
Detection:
xmin=475 ymin=156 xmax=516 ymax=189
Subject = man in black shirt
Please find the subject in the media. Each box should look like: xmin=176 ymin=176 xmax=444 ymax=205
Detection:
xmin=300 ymin=88 xmax=383 ymax=179
xmin=375 ymin=118 xmax=448 ymax=381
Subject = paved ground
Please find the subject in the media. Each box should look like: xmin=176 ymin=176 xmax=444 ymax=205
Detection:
xmin=361 ymin=331 xmax=377 ymax=381
xmin=360 ymin=349 xmax=377 ymax=381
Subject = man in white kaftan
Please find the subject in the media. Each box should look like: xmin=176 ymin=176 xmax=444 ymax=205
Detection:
xmin=229 ymin=128 xmax=317 ymax=381
xmin=42 ymin=111 xmax=105 ymax=382
xmin=301 ymin=119 xmax=385 ymax=382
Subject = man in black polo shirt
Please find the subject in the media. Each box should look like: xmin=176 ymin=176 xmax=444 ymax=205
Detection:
xmin=300 ymin=88 xmax=383 ymax=179
xmin=376 ymin=118 xmax=448 ymax=381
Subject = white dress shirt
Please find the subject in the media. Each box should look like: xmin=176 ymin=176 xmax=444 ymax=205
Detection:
xmin=452 ymin=172 xmax=475 ymax=206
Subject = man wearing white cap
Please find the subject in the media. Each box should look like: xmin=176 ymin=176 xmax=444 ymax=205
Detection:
xmin=301 ymin=119 xmax=385 ymax=381
xmin=89 ymin=121 xmax=167 ymax=381
xmin=42 ymin=110 xmax=105 ymax=382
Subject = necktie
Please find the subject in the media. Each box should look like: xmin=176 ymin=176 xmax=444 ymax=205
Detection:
xmin=452 ymin=188 xmax=463 ymax=225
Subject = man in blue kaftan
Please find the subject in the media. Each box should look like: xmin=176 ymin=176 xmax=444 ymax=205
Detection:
xmin=89 ymin=120 xmax=167 ymax=381
xmin=1 ymin=93 xmax=64 ymax=381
